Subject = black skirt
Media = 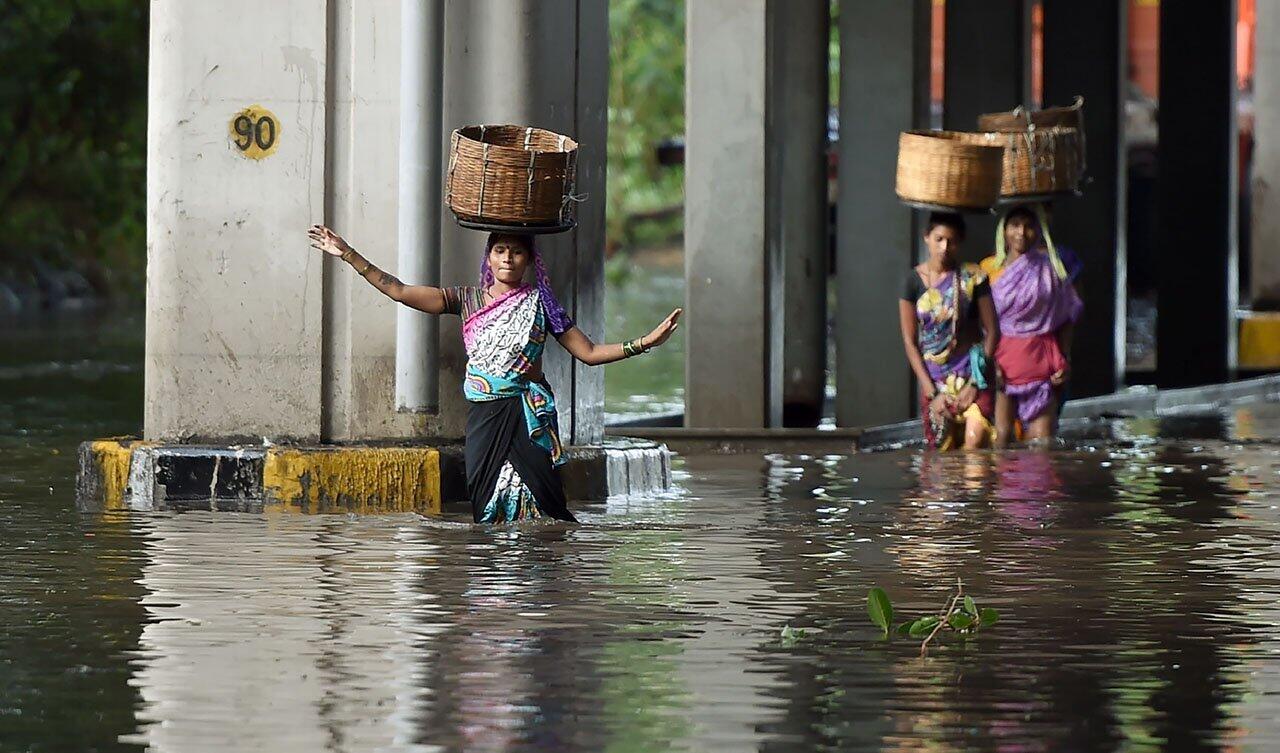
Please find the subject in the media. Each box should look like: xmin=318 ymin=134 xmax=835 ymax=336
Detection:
xmin=464 ymin=395 xmax=575 ymax=523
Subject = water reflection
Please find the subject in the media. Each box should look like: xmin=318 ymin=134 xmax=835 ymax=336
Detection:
xmin=7 ymin=312 xmax=1280 ymax=751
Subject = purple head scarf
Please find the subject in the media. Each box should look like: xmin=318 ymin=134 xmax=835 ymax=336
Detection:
xmin=480 ymin=234 xmax=573 ymax=335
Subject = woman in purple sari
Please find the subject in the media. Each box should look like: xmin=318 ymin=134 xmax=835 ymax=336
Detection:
xmin=980 ymin=205 xmax=1083 ymax=446
xmin=308 ymin=225 xmax=682 ymax=523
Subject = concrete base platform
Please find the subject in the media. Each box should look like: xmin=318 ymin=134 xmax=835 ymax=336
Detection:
xmin=77 ymin=438 xmax=672 ymax=514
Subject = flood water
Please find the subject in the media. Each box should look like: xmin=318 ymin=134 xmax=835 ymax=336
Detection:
xmin=6 ymin=311 xmax=1280 ymax=752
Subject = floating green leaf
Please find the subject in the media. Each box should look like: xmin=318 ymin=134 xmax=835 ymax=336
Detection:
xmin=948 ymin=613 xmax=974 ymax=631
xmin=979 ymin=608 xmax=1000 ymax=627
xmin=897 ymin=622 xmax=913 ymax=636
xmin=780 ymin=625 xmax=807 ymax=646
xmin=867 ymin=588 xmax=894 ymax=634
xmin=908 ymin=616 xmax=940 ymax=638
xmin=963 ymin=596 xmax=977 ymax=616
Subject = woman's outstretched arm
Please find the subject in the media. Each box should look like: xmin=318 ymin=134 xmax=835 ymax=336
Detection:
xmin=556 ymin=308 xmax=682 ymax=366
xmin=308 ymin=224 xmax=447 ymax=314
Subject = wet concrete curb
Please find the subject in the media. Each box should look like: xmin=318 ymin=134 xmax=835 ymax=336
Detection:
xmin=76 ymin=438 xmax=671 ymax=513
xmin=856 ymin=373 xmax=1280 ymax=450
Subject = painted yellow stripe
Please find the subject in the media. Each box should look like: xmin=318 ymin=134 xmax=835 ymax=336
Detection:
xmin=88 ymin=440 xmax=137 ymax=511
xmin=1240 ymin=312 xmax=1280 ymax=369
xmin=262 ymin=447 xmax=442 ymax=514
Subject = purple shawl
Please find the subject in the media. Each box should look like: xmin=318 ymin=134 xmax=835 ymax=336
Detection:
xmin=990 ymin=249 xmax=1083 ymax=337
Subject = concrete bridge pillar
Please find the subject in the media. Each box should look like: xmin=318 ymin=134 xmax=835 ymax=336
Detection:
xmin=144 ymin=0 xmax=606 ymax=444
xmin=943 ymin=0 xmax=1026 ymax=264
xmin=1253 ymin=0 xmax=1280 ymax=310
xmin=833 ymin=0 xmax=931 ymax=427
xmin=684 ymin=0 xmax=829 ymax=428
xmin=1156 ymin=0 xmax=1239 ymax=386
xmin=1042 ymin=0 xmax=1128 ymax=396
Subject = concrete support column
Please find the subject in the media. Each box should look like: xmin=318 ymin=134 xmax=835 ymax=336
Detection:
xmin=147 ymin=0 xmax=328 ymax=442
xmin=943 ymin=0 xmax=1026 ymax=130
xmin=943 ymin=0 xmax=1026 ymax=261
xmin=834 ymin=0 xmax=930 ymax=427
xmin=1042 ymin=0 xmax=1128 ymax=396
xmin=1253 ymin=0 xmax=1280 ymax=309
xmin=685 ymin=1 xmax=828 ymax=428
xmin=1156 ymin=1 xmax=1238 ymax=387
xmin=440 ymin=0 xmax=607 ymax=444
xmin=685 ymin=0 xmax=772 ymax=428
xmin=146 ymin=1 xmax=604 ymax=444
xmin=775 ymin=3 xmax=830 ymax=428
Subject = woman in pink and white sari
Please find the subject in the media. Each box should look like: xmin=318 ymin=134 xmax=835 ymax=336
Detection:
xmin=308 ymin=226 xmax=682 ymax=523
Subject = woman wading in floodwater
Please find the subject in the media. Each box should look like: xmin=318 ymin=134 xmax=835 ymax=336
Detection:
xmin=980 ymin=205 xmax=1082 ymax=446
xmin=308 ymin=225 xmax=681 ymax=523
xmin=899 ymin=213 xmax=999 ymax=450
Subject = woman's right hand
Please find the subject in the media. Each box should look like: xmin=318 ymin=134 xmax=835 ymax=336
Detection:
xmin=308 ymin=224 xmax=353 ymax=257
xmin=929 ymin=392 xmax=950 ymax=421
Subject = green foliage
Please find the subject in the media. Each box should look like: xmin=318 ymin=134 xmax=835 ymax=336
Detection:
xmin=0 ymin=1 xmax=148 ymax=286
xmin=867 ymin=587 xmax=893 ymax=636
xmin=780 ymin=625 xmax=808 ymax=647
xmin=607 ymin=0 xmax=685 ymax=250
xmin=869 ymin=585 xmax=1001 ymax=654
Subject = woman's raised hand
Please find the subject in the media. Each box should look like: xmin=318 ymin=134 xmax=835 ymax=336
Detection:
xmin=308 ymin=224 xmax=353 ymax=257
xmin=641 ymin=308 xmax=683 ymax=350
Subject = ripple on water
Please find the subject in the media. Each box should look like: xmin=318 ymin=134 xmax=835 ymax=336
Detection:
xmin=7 ymin=316 xmax=1280 ymax=750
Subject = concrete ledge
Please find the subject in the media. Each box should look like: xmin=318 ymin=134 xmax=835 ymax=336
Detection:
xmin=603 ymin=427 xmax=862 ymax=455
xmin=606 ymin=376 xmax=1280 ymax=454
xmin=76 ymin=438 xmax=673 ymax=513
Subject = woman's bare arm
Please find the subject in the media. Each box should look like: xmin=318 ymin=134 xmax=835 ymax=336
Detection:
xmin=899 ymin=300 xmax=935 ymax=396
xmin=556 ymin=308 xmax=682 ymax=366
xmin=977 ymin=295 xmax=999 ymax=358
xmin=308 ymin=224 xmax=446 ymax=314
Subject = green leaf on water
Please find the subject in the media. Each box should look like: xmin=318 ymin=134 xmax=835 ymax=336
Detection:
xmin=948 ymin=612 xmax=974 ymax=631
xmin=897 ymin=622 xmax=913 ymax=636
xmin=780 ymin=625 xmax=808 ymax=646
xmin=963 ymin=596 xmax=977 ymax=616
xmin=979 ymin=607 xmax=1000 ymax=627
xmin=908 ymin=616 xmax=940 ymax=638
xmin=867 ymin=588 xmax=893 ymax=634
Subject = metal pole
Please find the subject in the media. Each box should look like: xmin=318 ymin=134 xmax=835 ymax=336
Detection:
xmin=396 ymin=0 xmax=444 ymax=412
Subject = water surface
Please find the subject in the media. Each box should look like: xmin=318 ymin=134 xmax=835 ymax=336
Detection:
xmin=5 ymin=312 xmax=1280 ymax=752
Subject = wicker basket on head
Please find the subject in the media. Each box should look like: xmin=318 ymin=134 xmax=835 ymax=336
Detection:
xmin=977 ymin=96 xmax=1084 ymax=132
xmin=957 ymin=128 xmax=1083 ymax=197
xmin=978 ymin=96 xmax=1086 ymax=179
xmin=896 ymin=131 xmax=1005 ymax=211
xmin=446 ymin=125 xmax=579 ymax=227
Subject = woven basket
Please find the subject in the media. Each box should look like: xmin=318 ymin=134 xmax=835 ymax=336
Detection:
xmin=896 ymin=131 xmax=1005 ymax=210
xmin=978 ymin=97 xmax=1086 ymax=176
xmin=958 ymin=128 xmax=1083 ymax=197
xmin=446 ymin=125 xmax=579 ymax=226
xmin=977 ymin=96 xmax=1084 ymax=132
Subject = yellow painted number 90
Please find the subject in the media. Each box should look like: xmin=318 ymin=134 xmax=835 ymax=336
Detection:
xmin=229 ymin=105 xmax=280 ymax=160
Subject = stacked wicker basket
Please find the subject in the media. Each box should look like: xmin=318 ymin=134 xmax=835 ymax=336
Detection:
xmin=896 ymin=97 xmax=1086 ymax=212
xmin=446 ymin=124 xmax=580 ymax=234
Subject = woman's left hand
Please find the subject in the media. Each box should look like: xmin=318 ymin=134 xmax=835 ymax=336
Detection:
xmin=955 ymin=384 xmax=978 ymax=412
xmin=1050 ymin=362 xmax=1071 ymax=387
xmin=642 ymin=308 xmax=683 ymax=349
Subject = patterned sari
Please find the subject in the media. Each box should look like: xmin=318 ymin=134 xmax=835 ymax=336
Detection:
xmin=911 ymin=263 xmax=995 ymax=450
xmin=447 ymin=284 xmax=574 ymax=523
